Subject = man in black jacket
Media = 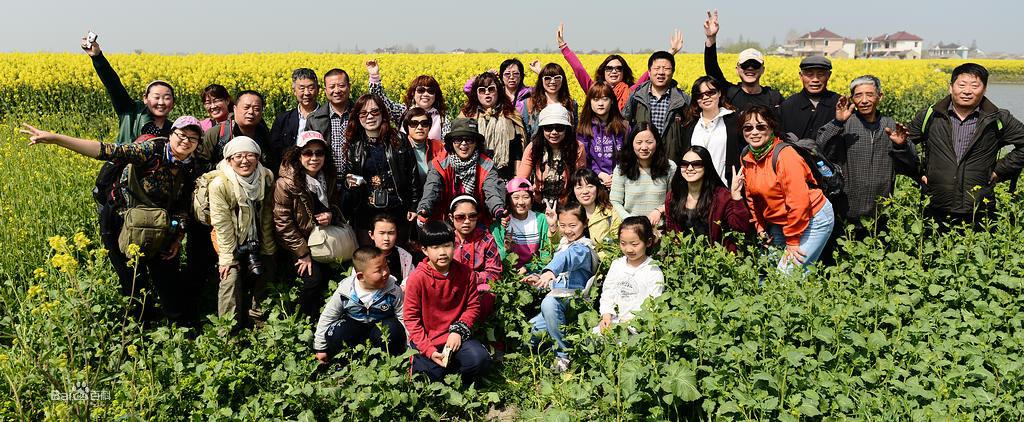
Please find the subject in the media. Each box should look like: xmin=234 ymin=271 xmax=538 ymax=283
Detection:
xmin=908 ymin=63 xmax=1024 ymax=229
xmin=779 ymin=56 xmax=840 ymax=139
xmin=270 ymin=68 xmax=320 ymax=169
xmin=702 ymin=9 xmax=783 ymax=111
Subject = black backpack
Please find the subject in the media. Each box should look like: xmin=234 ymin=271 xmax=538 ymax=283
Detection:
xmin=743 ymin=135 xmax=844 ymax=199
xmin=92 ymin=135 xmax=161 ymax=206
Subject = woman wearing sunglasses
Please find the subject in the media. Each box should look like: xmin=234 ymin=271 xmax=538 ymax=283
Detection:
xmin=365 ymin=60 xmax=451 ymax=138
xmin=555 ymin=23 xmax=681 ymax=111
xmin=402 ymin=107 xmax=448 ymax=184
xmin=341 ymin=94 xmax=420 ymax=247
xmin=662 ymin=146 xmax=750 ymax=252
xmin=739 ymin=106 xmax=834 ymax=271
xmin=522 ymin=63 xmax=579 ymax=140
xmin=516 ymin=104 xmax=586 ymax=211
xmin=678 ymin=76 xmax=743 ymax=186
xmin=459 ymin=72 xmax=527 ymax=180
xmin=273 ymin=131 xmax=345 ymax=321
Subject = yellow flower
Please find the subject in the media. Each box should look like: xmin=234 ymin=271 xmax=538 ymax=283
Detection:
xmin=48 ymin=235 xmax=69 ymax=253
xmin=126 ymin=344 xmax=138 ymax=358
xmin=72 ymin=232 xmax=91 ymax=250
xmin=0 ymin=354 xmax=8 ymax=365
xmin=50 ymin=253 xmax=78 ymax=275
xmin=26 ymin=284 xmax=43 ymax=300
xmin=32 ymin=267 xmax=46 ymax=279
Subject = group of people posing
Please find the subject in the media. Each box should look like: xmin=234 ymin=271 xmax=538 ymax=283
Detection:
xmin=20 ymin=12 xmax=1024 ymax=380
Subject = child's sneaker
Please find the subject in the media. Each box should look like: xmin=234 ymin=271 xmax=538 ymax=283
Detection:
xmin=552 ymin=356 xmax=570 ymax=373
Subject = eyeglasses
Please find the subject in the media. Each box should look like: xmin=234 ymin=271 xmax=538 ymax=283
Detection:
xmin=542 ymin=75 xmax=564 ymax=83
xmin=203 ymin=97 xmax=227 ymax=106
xmin=452 ymin=212 xmax=479 ymax=222
xmin=358 ymin=109 xmax=381 ymax=119
xmin=173 ymin=130 xmax=200 ymax=144
xmin=604 ymin=65 xmax=623 ymax=73
xmin=679 ymin=159 xmax=704 ymax=169
xmin=698 ymin=89 xmax=720 ymax=99
xmin=414 ymin=86 xmax=434 ymax=95
xmin=742 ymin=124 xmax=770 ymax=133
xmin=476 ymin=85 xmax=498 ymax=94
xmin=502 ymin=71 xmax=521 ymax=78
xmin=451 ymin=137 xmax=475 ymax=145
xmin=407 ymin=119 xmax=431 ymax=129
xmin=231 ymin=153 xmax=259 ymax=162
xmin=301 ymin=149 xmax=325 ymax=158
xmin=541 ymin=125 xmax=566 ymax=133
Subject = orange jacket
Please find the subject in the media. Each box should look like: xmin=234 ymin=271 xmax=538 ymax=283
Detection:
xmin=741 ymin=138 xmax=826 ymax=246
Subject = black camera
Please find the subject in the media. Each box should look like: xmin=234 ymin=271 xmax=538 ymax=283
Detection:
xmin=234 ymin=240 xmax=264 ymax=276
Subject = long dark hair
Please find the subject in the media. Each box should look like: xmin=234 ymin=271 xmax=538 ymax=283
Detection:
xmin=577 ymin=82 xmax=629 ymax=139
xmin=569 ymin=168 xmax=613 ymax=212
xmin=529 ymin=122 xmax=579 ymax=183
xmin=282 ymin=139 xmax=338 ymax=193
xmin=668 ymin=145 xmax=725 ymax=226
xmin=461 ymin=72 xmax=515 ymax=118
xmin=345 ymin=94 xmax=401 ymax=148
xmin=500 ymin=58 xmax=526 ymax=93
xmin=687 ymin=76 xmax=735 ymax=120
xmin=595 ymin=54 xmax=636 ymax=86
xmin=528 ymin=63 xmax=573 ymax=113
xmin=403 ymin=75 xmax=447 ymax=117
xmin=619 ymin=123 xmax=671 ymax=181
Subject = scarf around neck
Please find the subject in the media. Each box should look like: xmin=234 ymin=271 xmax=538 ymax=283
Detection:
xmin=217 ymin=160 xmax=272 ymax=241
xmin=476 ymin=105 xmax=523 ymax=168
xmin=445 ymin=152 xmax=479 ymax=196
xmin=748 ymin=136 xmax=776 ymax=161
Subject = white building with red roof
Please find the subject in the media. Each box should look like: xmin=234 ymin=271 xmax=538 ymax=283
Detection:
xmin=789 ymin=28 xmax=857 ymax=58
xmin=863 ymin=31 xmax=924 ymax=59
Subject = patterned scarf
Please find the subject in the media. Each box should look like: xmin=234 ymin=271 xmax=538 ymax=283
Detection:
xmin=475 ymin=106 xmax=523 ymax=168
xmin=445 ymin=152 xmax=479 ymax=196
xmin=748 ymin=136 xmax=776 ymax=161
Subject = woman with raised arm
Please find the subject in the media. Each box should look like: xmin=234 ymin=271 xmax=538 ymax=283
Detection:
xmin=365 ymin=60 xmax=451 ymax=137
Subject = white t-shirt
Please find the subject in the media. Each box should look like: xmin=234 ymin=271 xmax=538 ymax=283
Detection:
xmin=689 ymin=108 xmax=733 ymax=185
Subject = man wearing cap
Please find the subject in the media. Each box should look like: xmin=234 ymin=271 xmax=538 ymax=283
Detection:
xmin=81 ymin=37 xmax=174 ymax=144
xmin=307 ymin=69 xmax=354 ymax=191
xmin=271 ymin=68 xmax=321 ymax=163
xmin=417 ymin=118 xmax=507 ymax=225
xmin=778 ymin=55 xmax=841 ymax=139
xmin=815 ymin=75 xmax=919 ymax=236
xmin=703 ymin=10 xmax=783 ymax=110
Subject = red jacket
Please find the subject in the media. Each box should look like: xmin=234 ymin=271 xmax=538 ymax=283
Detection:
xmin=420 ymin=153 xmax=504 ymax=226
xmin=664 ymin=186 xmax=752 ymax=252
xmin=403 ymin=260 xmax=481 ymax=357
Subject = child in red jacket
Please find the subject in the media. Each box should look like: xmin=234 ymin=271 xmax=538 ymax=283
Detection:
xmin=403 ymin=221 xmax=492 ymax=382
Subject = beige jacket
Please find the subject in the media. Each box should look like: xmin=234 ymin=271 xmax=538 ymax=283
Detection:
xmin=209 ymin=166 xmax=277 ymax=266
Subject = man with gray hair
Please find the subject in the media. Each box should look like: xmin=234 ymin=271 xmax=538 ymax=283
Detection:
xmin=270 ymin=68 xmax=321 ymax=171
xmin=816 ymin=75 xmax=919 ymax=233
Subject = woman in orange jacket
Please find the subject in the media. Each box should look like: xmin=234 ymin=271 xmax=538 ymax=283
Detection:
xmin=738 ymin=106 xmax=835 ymax=271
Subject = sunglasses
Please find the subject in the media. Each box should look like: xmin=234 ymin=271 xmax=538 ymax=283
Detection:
xmin=739 ymin=62 xmax=763 ymax=71
xmin=542 ymin=75 xmax=564 ymax=83
xmin=698 ymin=89 xmax=720 ymax=99
xmin=502 ymin=71 xmax=521 ymax=78
xmin=407 ymin=119 xmax=431 ymax=129
xmin=604 ymin=65 xmax=623 ymax=73
xmin=414 ymin=86 xmax=434 ymax=95
xmin=358 ymin=109 xmax=381 ymax=118
xmin=679 ymin=159 xmax=704 ymax=169
xmin=476 ymin=85 xmax=498 ymax=94
xmin=452 ymin=212 xmax=479 ymax=222
xmin=452 ymin=137 xmax=476 ymax=145
xmin=301 ymin=149 xmax=326 ymax=158
xmin=541 ymin=125 xmax=566 ymax=133
xmin=742 ymin=124 xmax=770 ymax=133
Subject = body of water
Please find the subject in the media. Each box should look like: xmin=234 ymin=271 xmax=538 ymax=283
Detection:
xmin=985 ymin=83 xmax=1024 ymax=118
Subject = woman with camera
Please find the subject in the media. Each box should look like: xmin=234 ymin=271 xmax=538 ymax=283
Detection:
xmin=208 ymin=136 xmax=277 ymax=328
xmin=20 ymin=117 xmax=203 ymax=325
xmin=273 ymin=131 xmax=345 ymax=322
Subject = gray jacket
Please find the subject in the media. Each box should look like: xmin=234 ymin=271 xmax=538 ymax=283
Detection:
xmin=622 ymin=80 xmax=691 ymax=162
xmin=416 ymin=155 xmax=507 ymax=222
xmin=313 ymin=273 xmax=404 ymax=352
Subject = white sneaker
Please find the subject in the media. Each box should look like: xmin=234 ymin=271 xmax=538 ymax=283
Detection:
xmin=553 ymin=356 xmax=570 ymax=373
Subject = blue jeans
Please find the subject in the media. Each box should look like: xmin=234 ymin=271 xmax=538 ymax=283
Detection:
xmin=530 ymin=295 xmax=569 ymax=358
xmin=768 ymin=200 xmax=835 ymax=272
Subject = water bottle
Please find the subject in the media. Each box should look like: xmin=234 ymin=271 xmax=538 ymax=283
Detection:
xmin=816 ymin=161 xmax=833 ymax=177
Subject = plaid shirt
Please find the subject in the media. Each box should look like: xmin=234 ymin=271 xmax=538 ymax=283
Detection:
xmin=648 ymin=88 xmax=672 ymax=134
xmin=454 ymin=227 xmax=502 ymax=288
xmin=948 ymin=103 xmax=980 ymax=162
xmin=329 ymin=105 xmax=351 ymax=177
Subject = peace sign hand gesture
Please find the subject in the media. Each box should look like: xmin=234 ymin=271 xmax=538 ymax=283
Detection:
xmin=730 ymin=166 xmax=744 ymax=200
xmin=885 ymin=123 xmax=909 ymax=145
xmin=19 ymin=123 xmax=59 ymax=146
xmin=704 ymin=9 xmax=719 ymax=45
xmin=556 ymin=22 xmax=566 ymax=48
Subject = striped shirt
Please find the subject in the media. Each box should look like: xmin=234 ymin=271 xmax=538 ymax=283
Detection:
xmin=610 ymin=160 xmax=677 ymax=220
xmin=329 ymin=106 xmax=350 ymax=178
xmin=948 ymin=104 xmax=980 ymax=162
xmin=648 ymin=88 xmax=672 ymax=134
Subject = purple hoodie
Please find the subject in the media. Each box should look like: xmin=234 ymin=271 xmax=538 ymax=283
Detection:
xmin=579 ymin=119 xmax=627 ymax=176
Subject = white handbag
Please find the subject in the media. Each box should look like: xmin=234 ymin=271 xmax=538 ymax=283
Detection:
xmin=308 ymin=224 xmax=357 ymax=263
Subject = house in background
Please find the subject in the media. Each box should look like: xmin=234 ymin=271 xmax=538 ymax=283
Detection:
xmin=863 ymin=31 xmax=923 ymax=59
xmin=926 ymin=42 xmax=983 ymax=59
xmin=788 ymin=28 xmax=857 ymax=58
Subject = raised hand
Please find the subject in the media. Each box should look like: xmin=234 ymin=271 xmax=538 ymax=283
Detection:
xmin=704 ymin=9 xmax=720 ymax=45
xmin=529 ymin=60 xmax=542 ymax=74
xmin=80 ymin=34 xmax=101 ymax=57
xmin=730 ymin=166 xmax=745 ymax=200
xmin=19 ymin=123 xmax=58 ymax=146
xmin=365 ymin=59 xmax=380 ymax=78
xmin=556 ymin=22 xmax=566 ymax=48
xmin=669 ymin=29 xmax=683 ymax=55
xmin=835 ymin=96 xmax=855 ymax=122
xmin=885 ymin=123 xmax=909 ymax=145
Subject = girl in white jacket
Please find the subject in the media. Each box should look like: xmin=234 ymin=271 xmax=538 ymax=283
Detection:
xmin=596 ymin=216 xmax=664 ymax=332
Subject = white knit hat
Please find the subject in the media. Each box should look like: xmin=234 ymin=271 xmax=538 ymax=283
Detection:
xmin=537 ymin=103 xmax=571 ymax=127
xmin=222 ymin=136 xmax=261 ymax=159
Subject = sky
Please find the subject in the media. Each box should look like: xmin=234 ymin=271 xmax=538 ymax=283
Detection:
xmin=3 ymin=0 xmax=1021 ymax=54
